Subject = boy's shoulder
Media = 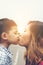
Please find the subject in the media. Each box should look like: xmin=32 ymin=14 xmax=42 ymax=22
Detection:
xmin=0 ymin=46 xmax=12 ymax=58
xmin=0 ymin=49 xmax=7 ymax=56
xmin=0 ymin=48 xmax=7 ymax=64
xmin=0 ymin=46 xmax=12 ymax=65
xmin=0 ymin=46 xmax=7 ymax=55
xmin=0 ymin=48 xmax=7 ymax=61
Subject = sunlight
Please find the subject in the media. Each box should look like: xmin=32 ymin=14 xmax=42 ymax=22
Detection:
xmin=15 ymin=16 xmax=28 ymax=34
xmin=18 ymin=26 xmax=25 ymax=34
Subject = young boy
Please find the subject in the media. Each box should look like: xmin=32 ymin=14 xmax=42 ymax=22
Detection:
xmin=0 ymin=18 xmax=19 ymax=65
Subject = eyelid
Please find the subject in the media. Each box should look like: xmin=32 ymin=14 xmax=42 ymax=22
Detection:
xmin=14 ymin=32 xmax=17 ymax=34
xmin=14 ymin=31 xmax=19 ymax=34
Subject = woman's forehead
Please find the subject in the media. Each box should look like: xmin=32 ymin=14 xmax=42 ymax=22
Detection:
xmin=25 ymin=24 xmax=31 ymax=31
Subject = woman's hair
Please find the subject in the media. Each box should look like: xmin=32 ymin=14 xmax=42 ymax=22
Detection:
xmin=27 ymin=21 xmax=43 ymax=64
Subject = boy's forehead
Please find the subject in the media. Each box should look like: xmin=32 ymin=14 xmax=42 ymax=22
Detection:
xmin=11 ymin=26 xmax=17 ymax=29
xmin=10 ymin=26 xmax=18 ymax=32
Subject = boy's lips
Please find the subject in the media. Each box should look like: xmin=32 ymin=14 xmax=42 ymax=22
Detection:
xmin=17 ymin=38 xmax=20 ymax=41
xmin=17 ymin=36 xmax=20 ymax=42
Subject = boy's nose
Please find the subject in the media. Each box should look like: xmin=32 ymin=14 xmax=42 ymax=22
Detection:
xmin=17 ymin=34 xmax=20 ymax=41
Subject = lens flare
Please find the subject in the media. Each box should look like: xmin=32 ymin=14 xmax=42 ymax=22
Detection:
xmin=16 ymin=20 xmax=28 ymax=34
xmin=18 ymin=26 xmax=25 ymax=34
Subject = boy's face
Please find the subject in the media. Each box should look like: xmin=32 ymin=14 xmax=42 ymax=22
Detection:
xmin=7 ymin=26 xmax=19 ymax=45
xmin=19 ymin=25 xmax=31 ymax=47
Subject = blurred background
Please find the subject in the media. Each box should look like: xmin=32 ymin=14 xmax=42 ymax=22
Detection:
xmin=0 ymin=0 xmax=43 ymax=65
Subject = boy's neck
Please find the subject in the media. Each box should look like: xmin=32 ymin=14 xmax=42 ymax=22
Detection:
xmin=0 ymin=42 xmax=9 ymax=49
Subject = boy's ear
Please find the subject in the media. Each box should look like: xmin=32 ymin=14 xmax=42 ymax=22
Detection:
xmin=1 ymin=32 xmax=8 ymax=40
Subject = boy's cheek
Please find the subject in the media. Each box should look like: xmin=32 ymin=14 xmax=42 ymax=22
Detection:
xmin=14 ymin=36 xmax=20 ymax=43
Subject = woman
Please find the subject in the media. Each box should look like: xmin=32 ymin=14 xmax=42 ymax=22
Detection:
xmin=19 ymin=21 xmax=43 ymax=65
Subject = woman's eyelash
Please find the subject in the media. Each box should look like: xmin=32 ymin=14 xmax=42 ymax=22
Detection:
xmin=14 ymin=32 xmax=17 ymax=34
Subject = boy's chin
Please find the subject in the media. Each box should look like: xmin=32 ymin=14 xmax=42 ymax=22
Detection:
xmin=18 ymin=42 xmax=25 ymax=47
xmin=12 ymin=42 xmax=18 ymax=45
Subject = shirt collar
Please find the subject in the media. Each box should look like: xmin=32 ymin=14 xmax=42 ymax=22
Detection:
xmin=0 ymin=45 xmax=12 ymax=58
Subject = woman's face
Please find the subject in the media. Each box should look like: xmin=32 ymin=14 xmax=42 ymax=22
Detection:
xmin=19 ymin=25 xmax=31 ymax=47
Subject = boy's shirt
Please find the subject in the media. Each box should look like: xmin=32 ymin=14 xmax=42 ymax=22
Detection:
xmin=0 ymin=45 xmax=12 ymax=65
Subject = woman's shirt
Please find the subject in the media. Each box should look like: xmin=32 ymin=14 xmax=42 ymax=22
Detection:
xmin=26 ymin=56 xmax=43 ymax=65
xmin=39 ymin=61 xmax=43 ymax=65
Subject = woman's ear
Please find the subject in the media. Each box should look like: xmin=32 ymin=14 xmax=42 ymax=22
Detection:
xmin=1 ymin=32 xmax=8 ymax=40
xmin=38 ymin=37 xmax=43 ymax=47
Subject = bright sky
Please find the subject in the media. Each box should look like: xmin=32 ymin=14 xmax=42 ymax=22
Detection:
xmin=0 ymin=0 xmax=43 ymax=33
